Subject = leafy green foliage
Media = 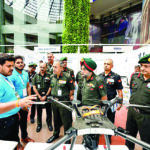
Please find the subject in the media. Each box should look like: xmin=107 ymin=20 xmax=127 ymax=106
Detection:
xmin=62 ymin=0 xmax=90 ymax=53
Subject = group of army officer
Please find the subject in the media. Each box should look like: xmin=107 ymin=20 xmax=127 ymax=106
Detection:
xmin=1 ymin=52 xmax=149 ymax=150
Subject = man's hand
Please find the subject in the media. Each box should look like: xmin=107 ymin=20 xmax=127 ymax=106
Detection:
xmin=19 ymin=95 xmax=36 ymax=109
xmin=40 ymin=96 xmax=47 ymax=101
xmin=70 ymin=95 xmax=74 ymax=101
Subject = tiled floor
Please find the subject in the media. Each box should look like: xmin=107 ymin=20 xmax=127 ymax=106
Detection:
xmin=21 ymin=108 xmax=142 ymax=150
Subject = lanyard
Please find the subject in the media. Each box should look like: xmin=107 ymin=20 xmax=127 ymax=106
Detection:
xmin=0 ymin=76 xmax=15 ymax=91
xmin=0 ymin=76 xmax=20 ymax=100
xmin=18 ymin=75 xmax=25 ymax=87
xmin=29 ymin=73 xmax=34 ymax=80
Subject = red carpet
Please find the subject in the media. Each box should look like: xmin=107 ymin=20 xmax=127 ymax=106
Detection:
xmin=99 ymin=105 xmax=128 ymax=145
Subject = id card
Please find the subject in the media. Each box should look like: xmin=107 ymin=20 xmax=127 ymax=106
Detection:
xmin=38 ymin=84 xmax=40 ymax=88
xmin=111 ymin=103 xmax=118 ymax=112
xmin=58 ymin=89 xmax=62 ymax=96
xmin=23 ymin=88 xmax=27 ymax=97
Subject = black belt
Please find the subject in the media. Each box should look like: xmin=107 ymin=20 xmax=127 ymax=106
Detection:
xmin=0 ymin=113 xmax=18 ymax=122
xmin=53 ymin=96 xmax=69 ymax=101
xmin=133 ymin=107 xmax=150 ymax=115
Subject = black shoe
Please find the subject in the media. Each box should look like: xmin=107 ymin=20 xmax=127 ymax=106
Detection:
xmin=36 ymin=126 xmax=41 ymax=133
xmin=48 ymin=125 xmax=53 ymax=131
xmin=65 ymin=139 xmax=71 ymax=144
xmin=46 ymin=135 xmax=59 ymax=143
xmin=30 ymin=118 xmax=35 ymax=124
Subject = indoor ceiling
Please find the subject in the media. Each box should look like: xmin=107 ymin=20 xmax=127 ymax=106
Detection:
xmin=5 ymin=0 xmax=143 ymax=21
xmin=90 ymin=0 xmax=143 ymax=18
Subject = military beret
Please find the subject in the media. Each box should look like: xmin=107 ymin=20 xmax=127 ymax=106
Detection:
xmin=80 ymin=58 xmax=97 ymax=72
xmin=60 ymin=57 xmax=67 ymax=61
xmin=28 ymin=62 xmax=37 ymax=67
xmin=138 ymin=54 xmax=150 ymax=64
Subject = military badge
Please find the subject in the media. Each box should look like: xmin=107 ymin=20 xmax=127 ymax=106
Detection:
xmin=70 ymin=80 xmax=73 ymax=83
xmin=88 ymin=83 xmax=95 ymax=88
xmin=59 ymin=80 xmax=66 ymax=84
xmin=99 ymin=85 xmax=103 ymax=89
xmin=81 ymin=58 xmax=84 ymax=62
xmin=146 ymin=83 xmax=150 ymax=88
xmin=148 ymin=58 xmax=150 ymax=62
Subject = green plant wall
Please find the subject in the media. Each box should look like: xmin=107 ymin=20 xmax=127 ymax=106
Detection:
xmin=62 ymin=0 xmax=90 ymax=53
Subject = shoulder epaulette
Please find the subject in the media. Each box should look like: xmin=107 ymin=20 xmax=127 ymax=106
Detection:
xmin=63 ymin=72 xmax=70 ymax=77
xmin=95 ymin=75 xmax=101 ymax=81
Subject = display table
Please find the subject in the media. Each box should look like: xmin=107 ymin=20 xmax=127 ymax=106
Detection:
xmin=25 ymin=142 xmax=129 ymax=150
xmin=0 ymin=140 xmax=18 ymax=150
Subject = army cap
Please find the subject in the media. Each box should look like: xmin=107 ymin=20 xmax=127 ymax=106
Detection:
xmin=60 ymin=57 xmax=67 ymax=61
xmin=138 ymin=54 xmax=150 ymax=64
xmin=80 ymin=58 xmax=97 ymax=72
xmin=28 ymin=62 xmax=37 ymax=67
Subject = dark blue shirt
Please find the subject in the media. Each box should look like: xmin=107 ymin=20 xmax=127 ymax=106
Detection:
xmin=99 ymin=71 xmax=123 ymax=100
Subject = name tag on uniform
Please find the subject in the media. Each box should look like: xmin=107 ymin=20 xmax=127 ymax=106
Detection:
xmin=58 ymin=89 xmax=62 ymax=96
xmin=59 ymin=80 xmax=66 ymax=84
xmin=107 ymin=78 xmax=114 ymax=83
xmin=23 ymin=88 xmax=27 ymax=97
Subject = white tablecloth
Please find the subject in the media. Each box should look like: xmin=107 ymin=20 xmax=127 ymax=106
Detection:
xmin=0 ymin=140 xmax=18 ymax=150
xmin=25 ymin=142 xmax=129 ymax=150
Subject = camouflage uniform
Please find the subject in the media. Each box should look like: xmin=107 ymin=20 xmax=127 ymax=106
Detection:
xmin=50 ymin=72 xmax=75 ymax=137
xmin=32 ymin=73 xmax=52 ymax=127
xmin=76 ymin=71 xmax=83 ymax=101
xmin=126 ymin=73 xmax=150 ymax=150
xmin=63 ymin=67 xmax=75 ymax=82
xmin=46 ymin=63 xmax=53 ymax=75
xmin=82 ymin=72 xmax=106 ymax=106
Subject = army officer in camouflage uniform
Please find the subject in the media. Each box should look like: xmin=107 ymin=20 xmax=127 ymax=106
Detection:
xmin=47 ymin=60 xmax=75 ymax=143
xmin=81 ymin=58 xmax=107 ymax=105
xmin=126 ymin=54 xmax=150 ymax=150
xmin=46 ymin=52 xmax=54 ymax=74
xmin=32 ymin=63 xmax=53 ymax=132
xmin=80 ymin=58 xmax=107 ymax=149
xmin=60 ymin=57 xmax=75 ymax=83
xmin=76 ymin=70 xmax=83 ymax=102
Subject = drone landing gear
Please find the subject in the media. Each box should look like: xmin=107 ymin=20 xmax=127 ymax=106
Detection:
xmin=45 ymin=127 xmax=77 ymax=150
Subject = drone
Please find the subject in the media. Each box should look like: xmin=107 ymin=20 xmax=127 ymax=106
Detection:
xmin=40 ymin=96 xmax=150 ymax=150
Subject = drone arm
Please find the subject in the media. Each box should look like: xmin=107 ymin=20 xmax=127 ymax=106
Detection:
xmin=115 ymin=127 xmax=150 ymax=150
xmin=48 ymin=96 xmax=73 ymax=112
xmin=73 ymin=104 xmax=82 ymax=118
xmin=102 ymin=97 xmax=123 ymax=117
xmin=45 ymin=128 xmax=77 ymax=150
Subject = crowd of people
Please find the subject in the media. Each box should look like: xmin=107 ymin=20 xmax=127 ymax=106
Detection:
xmin=0 ymin=52 xmax=150 ymax=150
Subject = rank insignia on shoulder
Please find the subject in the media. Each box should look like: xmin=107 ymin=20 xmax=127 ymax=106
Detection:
xmin=70 ymin=80 xmax=73 ymax=83
xmin=99 ymin=85 xmax=103 ymax=89
xmin=147 ymin=83 xmax=150 ymax=88
xmin=45 ymin=77 xmax=50 ymax=80
xmin=118 ymin=80 xmax=121 ymax=82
